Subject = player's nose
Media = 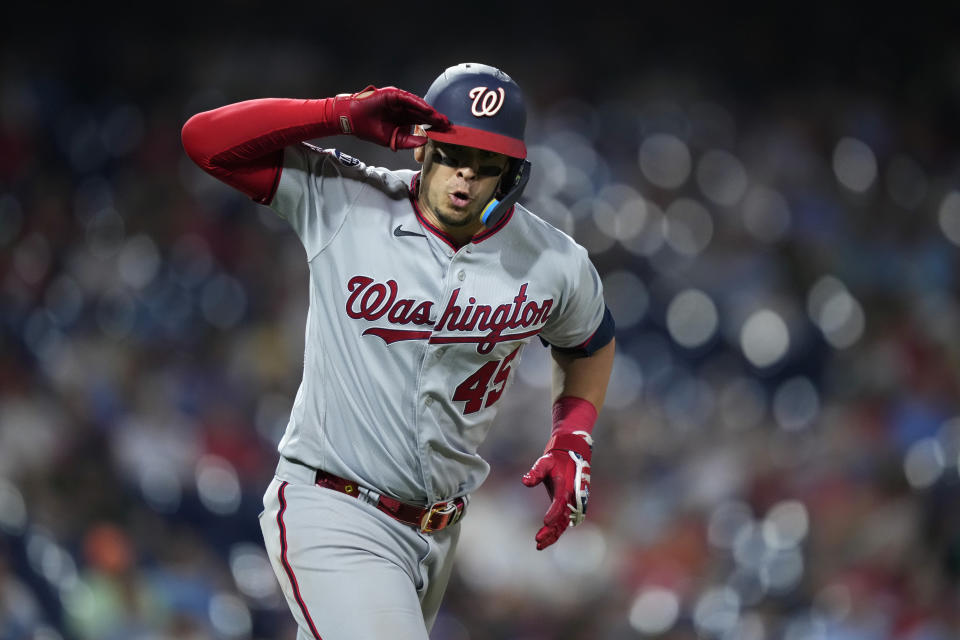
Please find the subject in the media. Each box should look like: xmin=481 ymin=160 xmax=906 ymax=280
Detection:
xmin=455 ymin=165 xmax=479 ymax=181
xmin=456 ymin=158 xmax=485 ymax=179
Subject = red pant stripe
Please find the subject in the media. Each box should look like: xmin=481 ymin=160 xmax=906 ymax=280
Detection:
xmin=277 ymin=481 xmax=323 ymax=639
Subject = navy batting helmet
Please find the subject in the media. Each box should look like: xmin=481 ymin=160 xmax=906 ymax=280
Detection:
xmin=422 ymin=62 xmax=527 ymax=159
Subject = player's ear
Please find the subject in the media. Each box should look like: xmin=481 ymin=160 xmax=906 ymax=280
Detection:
xmin=413 ymin=126 xmax=427 ymax=163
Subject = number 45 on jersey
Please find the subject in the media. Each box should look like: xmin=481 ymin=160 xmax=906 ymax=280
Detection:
xmin=452 ymin=346 xmax=521 ymax=415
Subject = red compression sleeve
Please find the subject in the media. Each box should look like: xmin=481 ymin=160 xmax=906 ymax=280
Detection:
xmin=544 ymin=396 xmax=598 ymax=459
xmin=181 ymin=98 xmax=342 ymax=204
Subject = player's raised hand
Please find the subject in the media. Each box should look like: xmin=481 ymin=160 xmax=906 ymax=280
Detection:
xmin=521 ymin=431 xmax=593 ymax=550
xmin=331 ymin=85 xmax=450 ymax=151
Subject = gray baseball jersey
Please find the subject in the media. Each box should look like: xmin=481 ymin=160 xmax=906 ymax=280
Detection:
xmin=269 ymin=143 xmax=607 ymax=505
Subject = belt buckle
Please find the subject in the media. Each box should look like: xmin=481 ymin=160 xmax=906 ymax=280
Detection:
xmin=419 ymin=500 xmax=458 ymax=533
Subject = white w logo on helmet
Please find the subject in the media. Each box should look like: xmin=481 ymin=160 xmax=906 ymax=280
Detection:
xmin=468 ymin=87 xmax=506 ymax=117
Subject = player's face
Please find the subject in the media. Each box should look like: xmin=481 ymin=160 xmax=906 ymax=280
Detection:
xmin=419 ymin=141 xmax=509 ymax=229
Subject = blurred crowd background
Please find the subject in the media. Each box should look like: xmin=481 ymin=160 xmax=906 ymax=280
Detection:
xmin=3 ymin=5 xmax=960 ymax=640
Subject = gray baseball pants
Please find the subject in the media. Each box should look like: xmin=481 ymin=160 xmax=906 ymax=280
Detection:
xmin=259 ymin=457 xmax=461 ymax=640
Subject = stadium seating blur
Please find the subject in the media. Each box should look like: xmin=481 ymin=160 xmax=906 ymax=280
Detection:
xmin=2 ymin=7 xmax=959 ymax=639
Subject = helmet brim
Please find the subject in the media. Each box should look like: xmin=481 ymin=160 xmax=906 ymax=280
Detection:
xmin=423 ymin=124 xmax=527 ymax=159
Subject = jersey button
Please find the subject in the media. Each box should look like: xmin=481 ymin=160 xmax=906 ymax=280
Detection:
xmin=457 ymin=270 xmax=465 ymax=281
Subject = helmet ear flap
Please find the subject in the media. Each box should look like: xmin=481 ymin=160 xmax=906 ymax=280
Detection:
xmin=496 ymin=158 xmax=523 ymax=200
xmin=482 ymin=159 xmax=531 ymax=227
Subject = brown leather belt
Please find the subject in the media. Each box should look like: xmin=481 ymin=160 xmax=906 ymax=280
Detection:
xmin=315 ymin=469 xmax=466 ymax=533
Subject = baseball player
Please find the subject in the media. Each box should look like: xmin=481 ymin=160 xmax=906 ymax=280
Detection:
xmin=181 ymin=62 xmax=615 ymax=639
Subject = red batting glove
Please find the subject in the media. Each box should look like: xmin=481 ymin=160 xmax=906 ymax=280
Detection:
xmin=330 ymin=86 xmax=449 ymax=151
xmin=522 ymin=439 xmax=592 ymax=550
xmin=522 ymin=396 xmax=598 ymax=550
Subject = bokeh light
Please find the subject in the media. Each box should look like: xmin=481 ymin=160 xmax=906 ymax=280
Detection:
xmin=733 ymin=521 xmax=768 ymax=571
xmin=782 ymin=614 xmax=829 ymax=640
xmin=138 ymin=461 xmax=183 ymax=514
xmin=697 ymin=149 xmax=748 ymax=206
xmin=621 ymin=199 xmax=665 ymax=256
xmin=807 ymin=275 xmax=865 ymax=349
xmin=814 ymin=583 xmax=852 ymax=622
xmin=722 ymin=612 xmax=766 ymax=640
xmin=762 ymin=500 xmax=810 ymax=550
xmin=230 ymin=543 xmax=280 ymax=601
xmin=937 ymin=191 xmax=960 ymax=246
xmin=666 ymin=288 xmax=718 ymax=349
xmin=662 ymin=198 xmax=714 ymax=255
xmin=26 ymin=528 xmax=78 ymax=591
xmin=628 ymin=587 xmax=680 ymax=635
xmin=936 ymin=417 xmax=960 ymax=470
xmin=693 ymin=586 xmax=741 ymax=637
xmin=31 ymin=627 xmax=63 ymax=640
xmin=546 ymin=522 xmax=608 ymax=576
xmin=833 ymin=137 xmax=877 ymax=193
xmin=903 ymin=438 xmax=945 ymax=489
xmin=772 ymin=376 xmax=820 ymax=431
xmin=639 ymin=133 xmax=691 ymax=189
xmin=196 ymin=455 xmax=242 ymax=515
xmin=740 ymin=309 xmax=790 ymax=369
xmin=117 ymin=234 xmax=161 ymax=289
xmin=594 ymin=183 xmax=647 ymax=240
xmin=759 ymin=547 xmax=804 ymax=594
xmin=209 ymin=593 xmax=253 ymax=638
xmin=0 ymin=477 xmax=28 ymax=534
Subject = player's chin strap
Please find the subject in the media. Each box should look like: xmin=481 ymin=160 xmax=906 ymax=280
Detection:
xmin=480 ymin=159 xmax=531 ymax=228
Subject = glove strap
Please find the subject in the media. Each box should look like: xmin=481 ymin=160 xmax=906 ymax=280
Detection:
xmin=330 ymin=85 xmax=380 ymax=136
xmin=569 ymin=451 xmax=590 ymax=526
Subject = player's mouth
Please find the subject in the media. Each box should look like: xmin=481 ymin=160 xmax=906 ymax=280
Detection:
xmin=448 ymin=190 xmax=471 ymax=208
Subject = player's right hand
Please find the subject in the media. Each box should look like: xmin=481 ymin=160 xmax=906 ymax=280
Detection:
xmin=331 ymin=86 xmax=450 ymax=151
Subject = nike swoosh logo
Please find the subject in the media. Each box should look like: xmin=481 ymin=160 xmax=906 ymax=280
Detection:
xmin=394 ymin=224 xmax=426 ymax=238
